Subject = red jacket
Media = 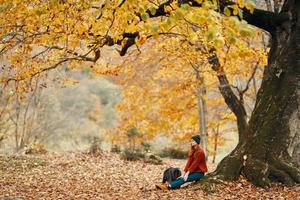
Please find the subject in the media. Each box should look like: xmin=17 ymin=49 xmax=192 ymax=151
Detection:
xmin=184 ymin=147 xmax=208 ymax=173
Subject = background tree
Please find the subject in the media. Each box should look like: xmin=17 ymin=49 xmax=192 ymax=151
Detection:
xmin=113 ymin=31 xmax=264 ymax=161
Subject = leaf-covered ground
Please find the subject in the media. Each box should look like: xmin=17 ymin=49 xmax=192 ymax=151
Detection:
xmin=0 ymin=152 xmax=299 ymax=200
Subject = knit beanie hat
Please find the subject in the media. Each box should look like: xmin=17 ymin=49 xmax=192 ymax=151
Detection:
xmin=191 ymin=135 xmax=201 ymax=144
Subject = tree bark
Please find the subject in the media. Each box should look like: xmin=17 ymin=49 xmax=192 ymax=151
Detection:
xmin=209 ymin=0 xmax=300 ymax=188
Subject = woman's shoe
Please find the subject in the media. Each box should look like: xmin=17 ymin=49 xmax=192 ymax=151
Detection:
xmin=155 ymin=183 xmax=169 ymax=190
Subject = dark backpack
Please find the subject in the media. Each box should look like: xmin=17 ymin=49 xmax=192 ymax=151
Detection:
xmin=162 ymin=167 xmax=182 ymax=184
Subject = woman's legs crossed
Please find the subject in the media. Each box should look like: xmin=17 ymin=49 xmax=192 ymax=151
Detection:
xmin=187 ymin=172 xmax=204 ymax=182
xmin=169 ymin=177 xmax=185 ymax=189
xmin=169 ymin=172 xmax=204 ymax=189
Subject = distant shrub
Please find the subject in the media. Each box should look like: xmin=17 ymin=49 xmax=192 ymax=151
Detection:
xmin=121 ymin=148 xmax=144 ymax=161
xmin=144 ymin=152 xmax=163 ymax=165
xmin=159 ymin=147 xmax=188 ymax=159
xmin=89 ymin=137 xmax=103 ymax=155
xmin=141 ymin=142 xmax=151 ymax=152
xmin=24 ymin=142 xmax=47 ymax=155
xmin=126 ymin=127 xmax=142 ymax=149
xmin=111 ymin=145 xmax=121 ymax=153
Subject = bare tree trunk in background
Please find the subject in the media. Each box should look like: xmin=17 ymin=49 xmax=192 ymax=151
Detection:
xmin=194 ymin=66 xmax=209 ymax=159
xmin=14 ymin=83 xmax=21 ymax=152
xmin=252 ymin=77 xmax=257 ymax=98
xmin=0 ymin=85 xmax=13 ymax=146
xmin=8 ymin=79 xmax=41 ymax=152
xmin=212 ymin=124 xmax=220 ymax=164
xmin=19 ymin=89 xmax=34 ymax=149
xmin=21 ymin=79 xmax=40 ymax=146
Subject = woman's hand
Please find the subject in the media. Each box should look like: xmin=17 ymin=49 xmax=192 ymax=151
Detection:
xmin=180 ymin=172 xmax=185 ymax=178
xmin=183 ymin=171 xmax=189 ymax=181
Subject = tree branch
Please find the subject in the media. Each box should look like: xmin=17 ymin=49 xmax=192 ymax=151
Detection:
xmin=141 ymin=0 xmax=278 ymax=34
xmin=241 ymin=62 xmax=259 ymax=95
xmin=6 ymin=48 xmax=97 ymax=84
xmin=107 ymin=0 xmax=279 ymax=56
xmin=218 ymin=1 xmax=278 ymax=35
xmin=208 ymin=48 xmax=248 ymax=128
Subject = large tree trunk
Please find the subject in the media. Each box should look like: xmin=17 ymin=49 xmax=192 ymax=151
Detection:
xmin=210 ymin=0 xmax=300 ymax=188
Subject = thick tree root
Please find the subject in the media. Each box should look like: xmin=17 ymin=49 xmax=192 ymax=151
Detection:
xmin=272 ymin=160 xmax=300 ymax=183
xmin=269 ymin=166 xmax=295 ymax=186
xmin=206 ymin=154 xmax=300 ymax=188
xmin=211 ymin=151 xmax=244 ymax=181
xmin=243 ymin=159 xmax=271 ymax=188
xmin=241 ymin=158 xmax=300 ymax=188
xmin=193 ymin=174 xmax=225 ymax=194
xmin=191 ymin=158 xmax=300 ymax=195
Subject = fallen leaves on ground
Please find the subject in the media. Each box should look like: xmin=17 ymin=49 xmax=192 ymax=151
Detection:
xmin=0 ymin=152 xmax=299 ymax=200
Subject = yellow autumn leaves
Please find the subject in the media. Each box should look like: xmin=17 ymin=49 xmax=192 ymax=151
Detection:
xmin=0 ymin=0 xmax=264 ymax=150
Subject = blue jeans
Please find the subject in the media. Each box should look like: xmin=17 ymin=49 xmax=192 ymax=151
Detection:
xmin=169 ymin=172 xmax=204 ymax=189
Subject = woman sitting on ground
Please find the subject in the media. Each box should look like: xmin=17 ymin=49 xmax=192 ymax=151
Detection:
xmin=156 ymin=135 xmax=208 ymax=190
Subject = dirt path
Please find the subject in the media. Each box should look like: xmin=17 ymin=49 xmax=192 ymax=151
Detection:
xmin=0 ymin=152 xmax=299 ymax=200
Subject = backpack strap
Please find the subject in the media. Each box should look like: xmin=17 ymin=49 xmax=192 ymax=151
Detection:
xmin=169 ymin=168 xmax=173 ymax=182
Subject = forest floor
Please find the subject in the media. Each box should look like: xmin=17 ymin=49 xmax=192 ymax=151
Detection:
xmin=0 ymin=151 xmax=300 ymax=200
